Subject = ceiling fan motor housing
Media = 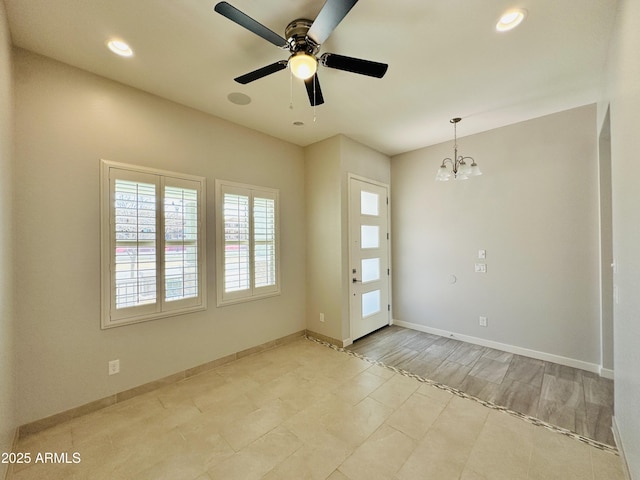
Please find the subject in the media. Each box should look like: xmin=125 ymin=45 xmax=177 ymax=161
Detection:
xmin=285 ymin=19 xmax=319 ymax=56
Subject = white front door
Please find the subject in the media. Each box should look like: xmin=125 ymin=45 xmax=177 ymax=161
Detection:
xmin=349 ymin=176 xmax=390 ymax=341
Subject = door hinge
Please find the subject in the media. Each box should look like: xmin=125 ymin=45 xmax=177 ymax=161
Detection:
xmin=387 ymin=268 xmax=390 ymax=275
xmin=386 ymin=197 xmax=389 ymax=205
xmin=386 ymin=232 xmax=389 ymax=240
xmin=388 ymin=304 xmax=391 ymax=311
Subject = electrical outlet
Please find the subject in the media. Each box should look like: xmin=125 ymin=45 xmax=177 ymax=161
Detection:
xmin=479 ymin=316 xmax=488 ymax=327
xmin=319 ymin=313 xmax=325 ymax=323
xmin=108 ymin=359 xmax=120 ymax=376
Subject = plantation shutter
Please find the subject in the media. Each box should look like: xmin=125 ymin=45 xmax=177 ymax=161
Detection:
xmin=101 ymin=161 xmax=206 ymax=328
xmin=253 ymin=194 xmax=277 ymax=290
xmin=110 ymin=171 xmax=160 ymax=321
xmin=162 ymin=177 xmax=203 ymax=311
xmin=216 ymin=180 xmax=280 ymax=306
xmin=222 ymin=189 xmax=251 ymax=298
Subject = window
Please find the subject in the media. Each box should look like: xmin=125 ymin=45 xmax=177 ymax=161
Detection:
xmin=216 ymin=180 xmax=280 ymax=305
xmin=101 ymin=160 xmax=206 ymax=328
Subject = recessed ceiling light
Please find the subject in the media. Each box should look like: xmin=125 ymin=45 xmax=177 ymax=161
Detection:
xmin=293 ymin=121 xmax=304 ymax=127
xmin=106 ymin=39 xmax=134 ymax=57
xmin=496 ymin=8 xmax=527 ymax=32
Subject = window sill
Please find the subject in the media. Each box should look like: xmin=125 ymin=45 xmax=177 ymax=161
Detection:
xmin=216 ymin=291 xmax=281 ymax=308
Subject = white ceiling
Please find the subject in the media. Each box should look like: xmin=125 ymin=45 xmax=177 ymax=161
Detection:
xmin=4 ymin=0 xmax=618 ymax=156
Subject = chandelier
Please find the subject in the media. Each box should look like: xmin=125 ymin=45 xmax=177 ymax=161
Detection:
xmin=435 ymin=117 xmax=482 ymax=181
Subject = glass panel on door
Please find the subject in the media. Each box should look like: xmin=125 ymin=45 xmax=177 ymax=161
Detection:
xmin=362 ymin=289 xmax=381 ymax=317
xmin=361 ymin=191 xmax=379 ymax=216
xmin=361 ymin=225 xmax=379 ymax=249
xmin=361 ymin=258 xmax=380 ymax=283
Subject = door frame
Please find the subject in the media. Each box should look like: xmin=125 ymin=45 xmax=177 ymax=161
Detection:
xmin=347 ymin=173 xmax=392 ymax=342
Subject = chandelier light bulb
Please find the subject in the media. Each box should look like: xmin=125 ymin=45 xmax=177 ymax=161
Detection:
xmin=289 ymin=53 xmax=318 ymax=80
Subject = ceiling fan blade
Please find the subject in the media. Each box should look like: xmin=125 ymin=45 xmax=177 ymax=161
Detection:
xmin=304 ymin=74 xmax=325 ymax=106
xmin=320 ymin=53 xmax=388 ymax=78
xmin=234 ymin=61 xmax=288 ymax=84
xmin=307 ymin=0 xmax=359 ymax=45
xmin=214 ymin=2 xmax=287 ymax=48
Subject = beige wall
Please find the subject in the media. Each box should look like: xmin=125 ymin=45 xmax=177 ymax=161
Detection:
xmin=305 ymin=135 xmax=391 ymax=343
xmin=604 ymin=0 xmax=640 ymax=475
xmin=12 ymin=49 xmax=306 ymax=425
xmin=0 ymin=0 xmax=15 ymax=475
xmin=305 ymin=136 xmax=343 ymax=341
xmin=391 ymin=106 xmax=601 ymax=366
xmin=597 ymin=109 xmax=614 ymax=373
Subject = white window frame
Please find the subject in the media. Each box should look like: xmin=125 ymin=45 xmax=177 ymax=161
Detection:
xmin=215 ymin=179 xmax=280 ymax=306
xmin=100 ymin=160 xmax=207 ymax=328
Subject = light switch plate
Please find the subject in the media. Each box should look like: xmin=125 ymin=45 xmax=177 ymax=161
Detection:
xmin=478 ymin=249 xmax=486 ymax=259
xmin=475 ymin=263 xmax=487 ymax=273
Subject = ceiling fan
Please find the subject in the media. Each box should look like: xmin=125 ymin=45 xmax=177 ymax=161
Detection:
xmin=214 ymin=0 xmax=388 ymax=106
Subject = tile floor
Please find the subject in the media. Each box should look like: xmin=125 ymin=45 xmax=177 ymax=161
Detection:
xmin=347 ymin=325 xmax=616 ymax=446
xmin=8 ymin=336 xmax=626 ymax=480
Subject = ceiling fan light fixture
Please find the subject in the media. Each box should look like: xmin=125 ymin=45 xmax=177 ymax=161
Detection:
xmin=496 ymin=8 xmax=527 ymax=32
xmin=289 ymin=52 xmax=318 ymax=80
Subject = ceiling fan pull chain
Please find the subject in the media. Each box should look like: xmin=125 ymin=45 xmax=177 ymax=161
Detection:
xmin=313 ymin=78 xmax=317 ymax=122
xmin=289 ymin=69 xmax=294 ymax=109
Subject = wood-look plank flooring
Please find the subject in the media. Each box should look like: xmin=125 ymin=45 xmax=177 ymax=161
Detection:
xmin=346 ymin=325 xmax=615 ymax=446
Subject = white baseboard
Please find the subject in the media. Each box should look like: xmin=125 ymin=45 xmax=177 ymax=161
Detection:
xmin=600 ymin=367 xmax=615 ymax=380
xmin=612 ymin=416 xmax=632 ymax=480
xmin=343 ymin=338 xmax=353 ymax=347
xmin=394 ymin=319 xmax=605 ymax=376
